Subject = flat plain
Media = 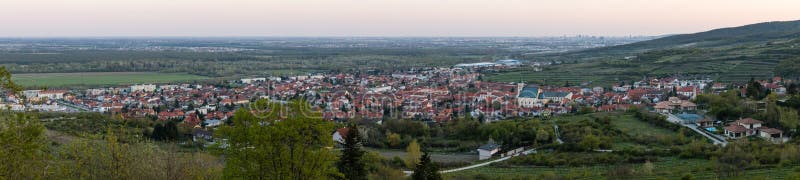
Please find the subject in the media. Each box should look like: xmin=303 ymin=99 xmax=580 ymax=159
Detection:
xmin=12 ymin=72 xmax=210 ymax=88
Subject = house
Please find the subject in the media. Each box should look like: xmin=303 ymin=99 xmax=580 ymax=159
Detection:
xmin=759 ymin=128 xmax=784 ymax=142
xmin=332 ymin=127 xmax=350 ymax=144
xmin=696 ymin=118 xmax=714 ymax=127
xmin=712 ymin=83 xmax=726 ymax=91
xmin=192 ymin=130 xmax=213 ymax=142
xmin=653 ymin=97 xmax=697 ymax=113
xmin=723 ymin=118 xmax=763 ymax=138
xmin=203 ymin=119 xmax=222 ymax=128
xmin=676 ymin=86 xmax=698 ymax=98
xmin=477 ymin=143 xmax=500 ymax=160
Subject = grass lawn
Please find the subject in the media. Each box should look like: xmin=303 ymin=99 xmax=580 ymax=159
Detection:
xmin=610 ymin=114 xmax=675 ymax=138
xmin=12 ymin=72 xmax=211 ymax=88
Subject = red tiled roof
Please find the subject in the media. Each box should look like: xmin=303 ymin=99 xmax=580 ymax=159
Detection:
xmin=724 ymin=125 xmax=747 ymax=133
xmin=336 ymin=128 xmax=350 ymax=138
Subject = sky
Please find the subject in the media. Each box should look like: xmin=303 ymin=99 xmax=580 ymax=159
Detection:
xmin=1 ymin=0 xmax=799 ymax=37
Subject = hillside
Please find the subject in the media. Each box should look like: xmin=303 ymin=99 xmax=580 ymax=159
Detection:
xmin=494 ymin=20 xmax=800 ymax=85
xmin=567 ymin=20 xmax=800 ymax=57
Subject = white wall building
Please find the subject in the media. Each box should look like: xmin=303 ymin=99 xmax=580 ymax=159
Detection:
xmin=477 ymin=143 xmax=500 ymax=160
xmin=130 ymin=84 xmax=157 ymax=92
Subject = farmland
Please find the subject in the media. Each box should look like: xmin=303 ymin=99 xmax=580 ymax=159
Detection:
xmin=12 ymin=72 xmax=211 ymax=88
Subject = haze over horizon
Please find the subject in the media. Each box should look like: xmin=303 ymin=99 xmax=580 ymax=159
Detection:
xmin=2 ymin=0 xmax=799 ymax=37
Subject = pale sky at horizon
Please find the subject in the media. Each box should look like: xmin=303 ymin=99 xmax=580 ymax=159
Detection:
xmin=1 ymin=0 xmax=799 ymax=37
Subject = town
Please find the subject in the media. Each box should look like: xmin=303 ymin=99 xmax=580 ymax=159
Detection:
xmin=4 ymin=59 xmax=795 ymax=146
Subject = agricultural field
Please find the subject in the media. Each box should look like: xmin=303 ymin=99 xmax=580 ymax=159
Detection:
xmin=12 ymin=72 xmax=212 ymax=88
xmin=484 ymin=63 xmax=641 ymax=87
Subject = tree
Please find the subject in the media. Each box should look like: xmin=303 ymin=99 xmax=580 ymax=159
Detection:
xmin=386 ymin=132 xmax=401 ymax=148
xmin=0 ymin=66 xmax=21 ymax=93
xmin=746 ymin=79 xmax=767 ymax=100
xmin=579 ymin=134 xmax=601 ymax=151
xmin=778 ymin=107 xmax=799 ymax=133
xmin=216 ymin=99 xmax=338 ymax=179
xmin=150 ymin=121 xmax=179 ymax=141
xmin=536 ymin=127 xmax=551 ymax=145
xmin=411 ymin=152 xmax=441 ymax=180
xmin=0 ymin=112 xmax=49 ymax=179
xmin=405 ymin=139 xmax=422 ymax=169
xmin=338 ymin=125 xmax=367 ymax=180
xmin=0 ymin=71 xmax=45 ymax=178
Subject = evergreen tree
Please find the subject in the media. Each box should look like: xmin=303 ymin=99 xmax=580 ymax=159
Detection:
xmin=151 ymin=124 xmax=165 ymax=140
xmin=672 ymin=86 xmax=678 ymax=97
xmin=164 ymin=121 xmax=179 ymax=141
xmin=337 ymin=125 xmax=367 ymax=180
xmin=411 ymin=152 xmax=441 ymax=180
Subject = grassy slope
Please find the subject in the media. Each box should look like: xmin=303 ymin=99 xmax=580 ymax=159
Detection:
xmin=490 ymin=21 xmax=800 ymax=85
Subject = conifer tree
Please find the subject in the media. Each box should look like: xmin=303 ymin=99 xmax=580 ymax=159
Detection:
xmin=411 ymin=152 xmax=441 ymax=180
xmin=337 ymin=125 xmax=367 ymax=180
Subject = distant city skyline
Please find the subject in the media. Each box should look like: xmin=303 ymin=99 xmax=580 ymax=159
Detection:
xmin=1 ymin=0 xmax=799 ymax=37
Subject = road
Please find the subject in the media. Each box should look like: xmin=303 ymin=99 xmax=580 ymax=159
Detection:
xmin=666 ymin=114 xmax=728 ymax=146
xmin=553 ymin=124 xmax=564 ymax=144
xmin=56 ymin=99 xmax=90 ymax=112
xmin=403 ymin=148 xmax=537 ymax=175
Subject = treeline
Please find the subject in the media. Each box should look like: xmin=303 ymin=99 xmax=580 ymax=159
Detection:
xmin=0 ymin=48 xmax=500 ymax=77
xmin=0 ymin=111 xmax=223 ymax=179
xmin=359 ymin=117 xmax=554 ymax=152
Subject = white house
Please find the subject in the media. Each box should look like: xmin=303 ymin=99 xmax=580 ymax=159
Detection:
xmin=202 ymin=119 xmax=222 ymax=128
xmin=477 ymin=143 xmax=500 ymax=160
xmin=332 ymin=128 xmax=350 ymax=144
xmin=724 ymin=118 xmax=763 ymax=138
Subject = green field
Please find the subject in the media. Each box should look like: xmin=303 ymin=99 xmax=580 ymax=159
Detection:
xmin=610 ymin=114 xmax=676 ymax=138
xmin=12 ymin=72 xmax=211 ymax=88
